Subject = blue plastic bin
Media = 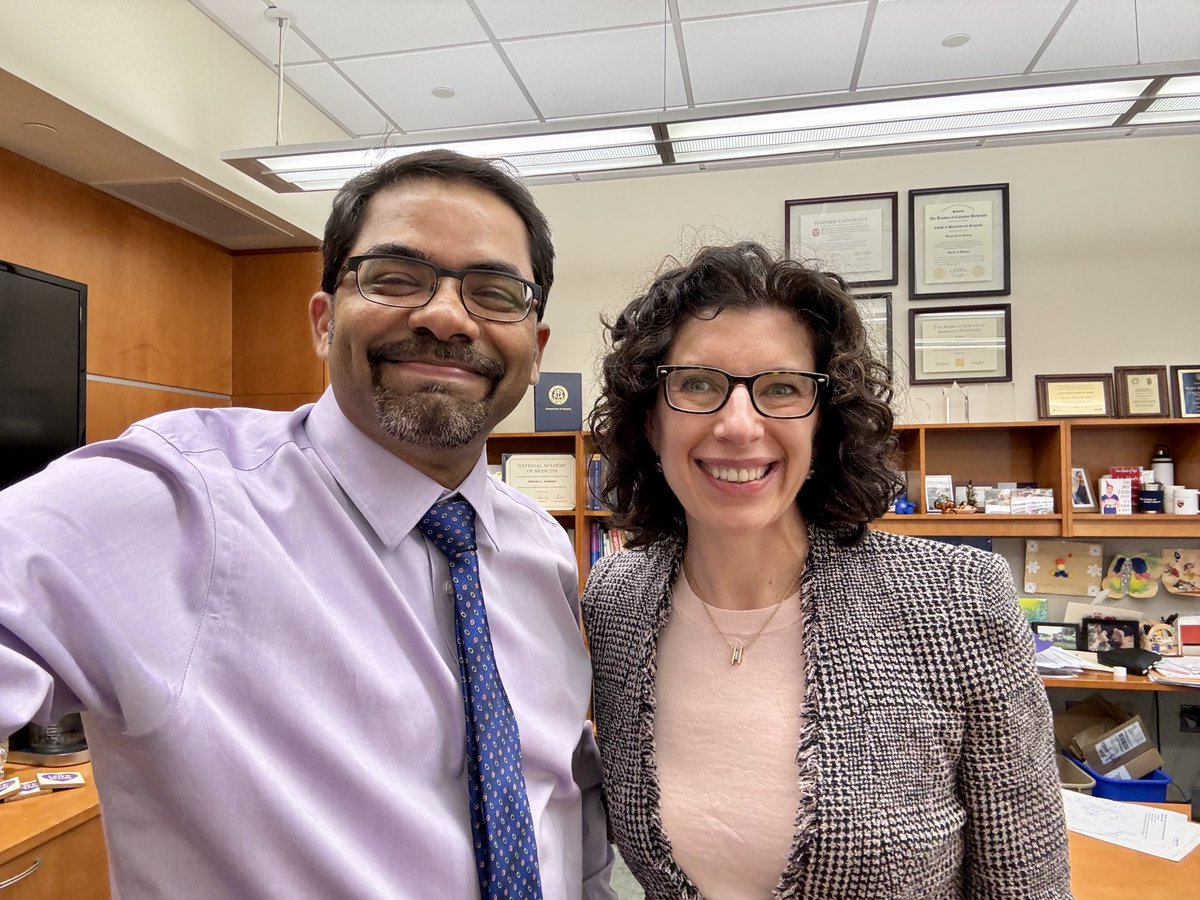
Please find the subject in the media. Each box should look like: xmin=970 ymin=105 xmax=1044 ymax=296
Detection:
xmin=1066 ymin=754 xmax=1170 ymax=802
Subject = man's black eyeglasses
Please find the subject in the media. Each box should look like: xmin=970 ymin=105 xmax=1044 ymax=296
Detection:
xmin=343 ymin=254 xmax=545 ymax=323
xmin=657 ymin=365 xmax=828 ymax=419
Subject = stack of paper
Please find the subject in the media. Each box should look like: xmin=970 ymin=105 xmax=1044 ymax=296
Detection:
xmin=1061 ymin=789 xmax=1200 ymax=862
xmin=1149 ymin=657 xmax=1200 ymax=688
xmin=1035 ymin=640 xmax=1085 ymax=676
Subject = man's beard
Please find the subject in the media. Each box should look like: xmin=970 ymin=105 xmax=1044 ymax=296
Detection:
xmin=368 ymin=337 xmax=505 ymax=449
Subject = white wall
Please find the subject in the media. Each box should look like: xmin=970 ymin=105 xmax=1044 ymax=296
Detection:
xmin=507 ymin=132 xmax=1200 ymax=432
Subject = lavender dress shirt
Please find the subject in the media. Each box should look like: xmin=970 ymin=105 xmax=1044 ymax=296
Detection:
xmin=0 ymin=389 xmax=613 ymax=899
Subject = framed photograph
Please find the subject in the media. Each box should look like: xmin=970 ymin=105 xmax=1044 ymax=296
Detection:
xmin=908 ymin=304 xmax=1011 ymax=385
xmin=1170 ymin=364 xmax=1200 ymax=418
xmin=1080 ymin=617 xmax=1140 ymax=652
xmin=784 ymin=192 xmax=898 ymax=286
xmin=1033 ymin=621 xmax=1083 ymax=652
xmin=908 ymin=183 xmax=1010 ymax=299
xmin=924 ymin=474 xmax=955 ymax=514
xmin=854 ymin=292 xmax=893 ymax=376
xmin=1069 ymin=466 xmax=1096 ymax=511
xmin=1035 ymin=373 xmax=1114 ymax=419
xmin=1113 ymin=365 xmax=1169 ymax=418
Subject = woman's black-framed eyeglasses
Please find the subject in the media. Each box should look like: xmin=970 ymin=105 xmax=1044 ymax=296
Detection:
xmin=342 ymin=254 xmax=544 ymax=323
xmin=657 ymin=365 xmax=828 ymax=419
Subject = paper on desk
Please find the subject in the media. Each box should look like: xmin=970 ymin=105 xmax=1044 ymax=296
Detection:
xmin=1061 ymin=789 xmax=1200 ymax=862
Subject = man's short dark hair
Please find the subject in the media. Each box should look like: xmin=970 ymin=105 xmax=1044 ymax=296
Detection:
xmin=320 ymin=150 xmax=554 ymax=319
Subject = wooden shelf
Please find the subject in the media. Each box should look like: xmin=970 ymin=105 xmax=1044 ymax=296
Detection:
xmin=1068 ymin=513 xmax=1200 ymax=538
xmin=877 ymin=514 xmax=1062 ymax=537
xmin=1041 ymin=672 xmax=1197 ymax=693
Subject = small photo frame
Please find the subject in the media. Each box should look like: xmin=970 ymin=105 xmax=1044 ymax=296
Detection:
xmin=924 ymin=474 xmax=955 ymax=514
xmin=854 ymin=292 xmax=893 ymax=377
xmin=1035 ymin=373 xmax=1115 ymax=419
xmin=1069 ymin=466 xmax=1096 ymax=511
xmin=1170 ymin=364 xmax=1200 ymax=418
xmin=1081 ymin=617 xmax=1140 ymax=652
xmin=1033 ymin=621 xmax=1083 ymax=652
xmin=1114 ymin=365 xmax=1169 ymax=418
xmin=784 ymin=192 xmax=898 ymax=287
xmin=908 ymin=304 xmax=1011 ymax=385
xmin=908 ymin=183 xmax=1010 ymax=300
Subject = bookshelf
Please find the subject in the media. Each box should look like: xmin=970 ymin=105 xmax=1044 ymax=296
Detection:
xmin=489 ymin=417 xmax=1199 ymax=590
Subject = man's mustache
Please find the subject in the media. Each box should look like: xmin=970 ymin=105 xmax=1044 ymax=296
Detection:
xmin=368 ymin=337 xmax=504 ymax=382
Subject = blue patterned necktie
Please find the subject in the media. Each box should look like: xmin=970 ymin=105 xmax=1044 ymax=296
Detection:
xmin=418 ymin=499 xmax=543 ymax=900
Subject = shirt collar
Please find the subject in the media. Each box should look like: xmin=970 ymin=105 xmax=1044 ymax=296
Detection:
xmin=304 ymin=389 xmax=498 ymax=552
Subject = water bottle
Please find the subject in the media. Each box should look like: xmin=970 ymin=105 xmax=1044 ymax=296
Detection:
xmin=1151 ymin=445 xmax=1174 ymax=487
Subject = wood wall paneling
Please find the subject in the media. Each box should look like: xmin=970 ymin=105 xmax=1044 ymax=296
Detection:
xmin=86 ymin=380 xmax=229 ymax=443
xmin=0 ymin=147 xmax=232 ymax=395
xmin=232 ymin=251 xmax=325 ymax=399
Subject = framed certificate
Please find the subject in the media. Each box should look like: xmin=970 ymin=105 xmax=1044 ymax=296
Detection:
xmin=1035 ymin=374 xmax=1115 ymax=419
xmin=908 ymin=183 xmax=1010 ymax=299
xmin=785 ymin=192 xmax=897 ymax=286
xmin=854 ymin=292 xmax=893 ymax=378
xmin=1113 ymin=365 xmax=1169 ymax=418
xmin=1170 ymin=364 xmax=1200 ymax=418
xmin=908 ymin=304 xmax=1011 ymax=385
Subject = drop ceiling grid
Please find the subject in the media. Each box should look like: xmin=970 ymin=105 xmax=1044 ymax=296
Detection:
xmin=502 ymin=25 xmax=690 ymax=120
xmin=284 ymin=62 xmax=392 ymax=137
xmin=858 ymin=0 xmax=1071 ymax=87
xmin=472 ymin=0 xmax=667 ymax=39
xmin=283 ymin=0 xmax=489 ymax=58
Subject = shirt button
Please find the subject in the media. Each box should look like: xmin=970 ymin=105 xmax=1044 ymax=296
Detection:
xmin=444 ymin=580 xmax=453 ymax=594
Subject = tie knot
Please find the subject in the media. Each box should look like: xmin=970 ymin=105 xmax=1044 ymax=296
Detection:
xmin=418 ymin=499 xmax=478 ymax=559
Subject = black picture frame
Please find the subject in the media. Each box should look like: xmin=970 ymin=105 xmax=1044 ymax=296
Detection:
xmin=784 ymin=192 xmax=898 ymax=287
xmin=1114 ymin=365 xmax=1169 ymax=418
xmin=1035 ymin=373 xmax=1115 ymax=419
xmin=1033 ymin=621 xmax=1083 ymax=652
xmin=908 ymin=303 xmax=1012 ymax=385
xmin=854 ymin=292 xmax=893 ymax=378
xmin=908 ymin=183 xmax=1010 ymax=300
xmin=1170 ymin=364 xmax=1200 ymax=418
xmin=1080 ymin=617 xmax=1140 ymax=652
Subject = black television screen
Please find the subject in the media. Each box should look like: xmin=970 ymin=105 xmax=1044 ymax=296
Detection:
xmin=0 ymin=260 xmax=87 ymax=490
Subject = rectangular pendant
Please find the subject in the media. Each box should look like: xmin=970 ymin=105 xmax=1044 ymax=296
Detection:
xmin=731 ymin=645 xmax=744 ymax=666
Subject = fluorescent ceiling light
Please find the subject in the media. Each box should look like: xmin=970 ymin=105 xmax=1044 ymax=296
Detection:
xmin=1159 ymin=75 xmax=1200 ymax=96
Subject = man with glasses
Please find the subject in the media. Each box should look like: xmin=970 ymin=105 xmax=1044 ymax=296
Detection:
xmin=0 ymin=151 xmax=615 ymax=899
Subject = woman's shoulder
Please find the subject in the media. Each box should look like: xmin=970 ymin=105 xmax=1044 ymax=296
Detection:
xmin=582 ymin=540 xmax=679 ymax=621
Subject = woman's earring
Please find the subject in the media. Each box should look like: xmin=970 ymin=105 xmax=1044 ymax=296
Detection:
xmin=654 ymin=457 xmax=663 ymax=473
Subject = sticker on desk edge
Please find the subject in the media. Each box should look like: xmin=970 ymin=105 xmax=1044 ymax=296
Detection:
xmin=0 ymin=775 xmax=21 ymax=800
xmin=36 ymin=771 xmax=86 ymax=790
xmin=4 ymin=781 xmax=43 ymax=802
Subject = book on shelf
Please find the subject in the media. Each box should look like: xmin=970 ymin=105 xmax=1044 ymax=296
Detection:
xmin=501 ymin=453 xmax=576 ymax=511
xmin=589 ymin=521 xmax=626 ymax=565
xmin=586 ymin=453 xmax=608 ymax=511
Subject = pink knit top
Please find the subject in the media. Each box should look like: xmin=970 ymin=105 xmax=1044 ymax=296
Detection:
xmin=655 ymin=572 xmax=805 ymax=898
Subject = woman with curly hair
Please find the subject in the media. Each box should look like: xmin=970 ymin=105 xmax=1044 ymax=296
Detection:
xmin=582 ymin=242 xmax=1070 ymax=899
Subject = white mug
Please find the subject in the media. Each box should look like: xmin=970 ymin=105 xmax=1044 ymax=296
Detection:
xmin=1174 ymin=487 xmax=1199 ymax=515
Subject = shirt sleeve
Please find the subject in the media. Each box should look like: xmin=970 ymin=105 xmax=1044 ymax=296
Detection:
xmin=574 ymin=720 xmax=617 ymax=900
xmin=0 ymin=424 xmax=216 ymax=739
xmin=956 ymin=551 xmax=1073 ymax=899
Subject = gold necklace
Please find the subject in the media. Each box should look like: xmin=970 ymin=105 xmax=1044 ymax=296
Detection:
xmin=682 ymin=557 xmax=803 ymax=666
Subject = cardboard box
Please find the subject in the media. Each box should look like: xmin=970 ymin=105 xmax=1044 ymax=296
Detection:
xmin=1053 ymin=695 xmax=1163 ymax=780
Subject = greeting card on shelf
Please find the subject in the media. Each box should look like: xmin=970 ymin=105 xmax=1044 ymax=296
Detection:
xmin=1097 ymin=477 xmax=1132 ymax=515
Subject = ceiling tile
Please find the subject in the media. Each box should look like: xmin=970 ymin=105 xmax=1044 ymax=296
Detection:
xmin=189 ymin=0 xmax=320 ymax=65
xmin=1135 ymin=0 xmax=1200 ymax=63
xmin=337 ymin=46 xmax=538 ymax=132
xmin=683 ymin=3 xmax=868 ymax=104
xmin=1035 ymin=0 xmax=1143 ymax=71
xmin=285 ymin=63 xmax=391 ymax=137
xmin=474 ymin=0 xmax=664 ymax=39
xmin=279 ymin=0 xmax=488 ymax=58
xmin=861 ymin=0 xmax=1071 ymax=87
xmin=678 ymin=0 xmax=836 ymax=18
xmin=504 ymin=25 xmax=688 ymax=119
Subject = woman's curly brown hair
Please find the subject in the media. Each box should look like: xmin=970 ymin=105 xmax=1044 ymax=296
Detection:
xmin=589 ymin=241 xmax=903 ymax=548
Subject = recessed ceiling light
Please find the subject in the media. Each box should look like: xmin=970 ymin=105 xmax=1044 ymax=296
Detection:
xmin=942 ymin=33 xmax=970 ymax=48
xmin=432 ymin=87 xmax=456 ymax=99
xmin=21 ymin=122 xmax=59 ymax=136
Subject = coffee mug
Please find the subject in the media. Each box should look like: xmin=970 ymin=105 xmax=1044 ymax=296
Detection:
xmin=1174 ymin=487 xmax=1199 ymax=515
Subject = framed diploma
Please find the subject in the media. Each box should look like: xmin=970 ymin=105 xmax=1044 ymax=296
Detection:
xmin=908 ymin=183 xmax=1010 ymax=299
xmin=1035 ymin=374 xmax=1114 ymax=419
xmin=785 ymin=192 xmax=897 ymax=286
xmin=1170 ymin=364 xmax=1200 ymax=418
xmin=854 ymin=292 xmax=893 ymax=378
xmin=908 ymin=304 xmax=1011 ymax=385
xmin=1113 ymin=365 xmax=1169 ymax=418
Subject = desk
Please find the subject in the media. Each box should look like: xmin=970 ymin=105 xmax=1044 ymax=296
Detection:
xmin=0 ymin=761 xmax=107 ymax=897
xmin=1069 ymin=803 xmax=1197 ymax=899
xmin=1042 ymin=672 xmax=1197 ymax=693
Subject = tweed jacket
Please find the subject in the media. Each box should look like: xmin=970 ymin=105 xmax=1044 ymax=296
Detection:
xmin=582 ymin=526 xmax=1072 ymax=900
